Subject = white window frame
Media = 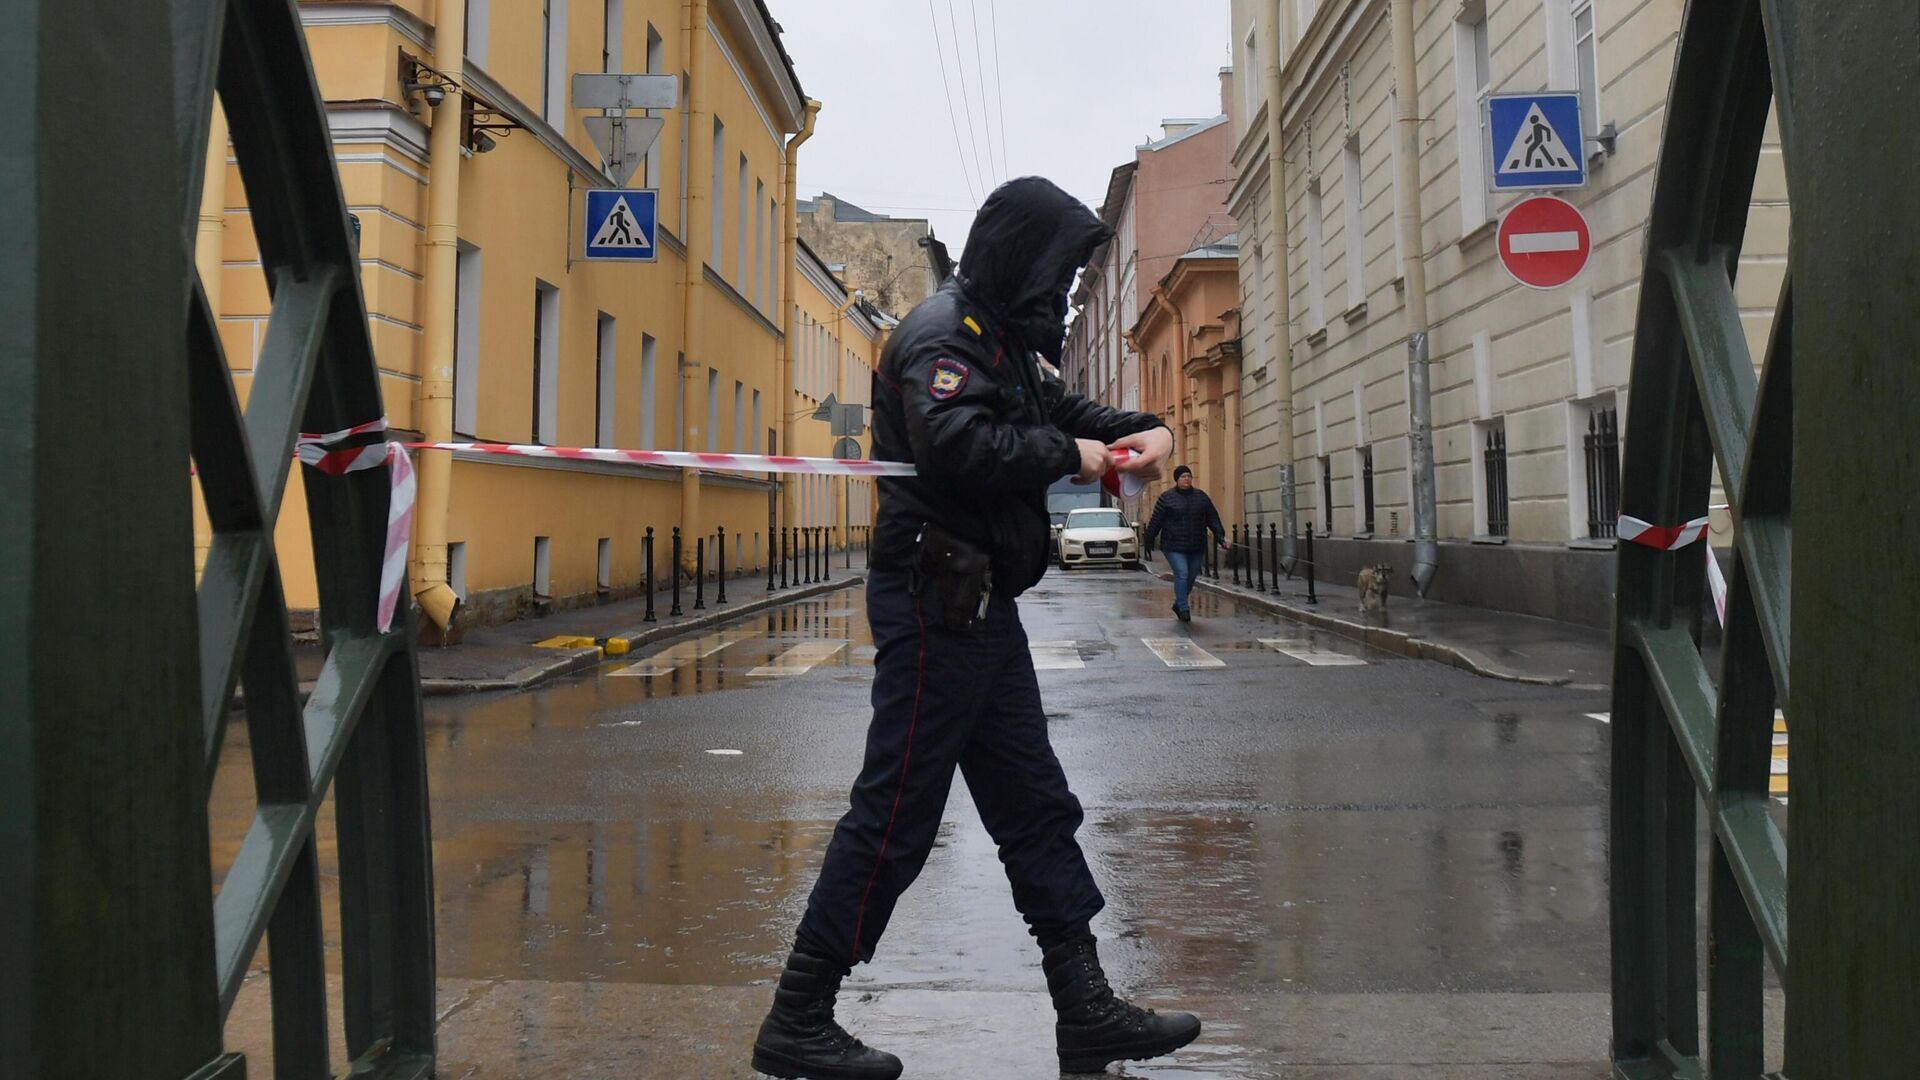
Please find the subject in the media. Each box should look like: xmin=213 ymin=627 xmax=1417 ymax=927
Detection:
xmin=594 ymin=312 xmax=616 ymax=448
xmin=639 ymin=332 xmax=657 ymax=448
xmin=453 ymin=242 xmax=482 ymax=436
xmin=736 ymin=153 xmax=749 ymax=289
xmin=1295 ymin=0 xmax=1318 ymax=43
xmin=542 ymin=0 xmax=569 ymax=128
xmin=706 ymin=367 xmax=719 ymax=452
xmin=1453 ymin=4 xmax=1493 ymax=233
xmin=1305 ymin=177 xmax=1329 ymax=332
xmin=710 ymin=118 xmax=725 ymax=268
xmin=1242 ymin=24 xmax=1260 ymax=123
xmin=533 ymin=535 xmax=552 ymax=597
xmin=1573 ymin=0 xmax=1602 ymax=157
xmin=466 ymin=0 xmax=491 ymax=64
xmin=601 ymin=0 xmax=623 ymax=72
xmin=532 ymin=281 xmax=560 ymax=445
xmin=1342 ymin=138 xmax=1365 ymax=310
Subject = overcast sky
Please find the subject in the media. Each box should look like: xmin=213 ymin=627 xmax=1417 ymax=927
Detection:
xmin=778 ymin=0 xmax=1233 ymax=257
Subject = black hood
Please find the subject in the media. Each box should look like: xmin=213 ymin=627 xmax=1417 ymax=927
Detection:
xmin=957 ymin=177 xmax=1112 ymax=362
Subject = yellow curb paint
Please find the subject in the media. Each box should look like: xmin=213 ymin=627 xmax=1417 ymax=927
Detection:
xmin=534 ymin=635 xmax=599 ymax=650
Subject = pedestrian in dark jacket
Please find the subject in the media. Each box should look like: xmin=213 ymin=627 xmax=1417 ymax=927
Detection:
xmin=1143 ymin=465 xmax=1225 ymax=621
xmin=751 ymin=177 xmax=1200 ymax=1080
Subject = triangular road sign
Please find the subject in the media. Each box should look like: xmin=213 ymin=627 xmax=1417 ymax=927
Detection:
xmin=589 ymin=195 xmax=652 ymax=251
xmin=1499 ymin=103 xmax=1578 ymax=174
xmin=583 ymin=115 xmax=664 ymax=187
xmin=811 ymin=393 xmax=839 ymax=422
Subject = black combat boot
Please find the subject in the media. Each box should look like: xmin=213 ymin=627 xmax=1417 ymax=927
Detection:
xmin=1043 ymin=934 xmax=1202 ymax=1074
xmin=751 ymin=950 xmax=903 ymax=1080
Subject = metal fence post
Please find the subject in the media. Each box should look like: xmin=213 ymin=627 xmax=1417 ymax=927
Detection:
xmin=694 ymin=533 xmax=706 ymax=610
xmin=1269 ymin=523 xmax=1281 ymax=593
xmin=670 ymin=527 xmax=683 ymax=616
xmin=822 ymin=526 xmax=832 ymax=583
xmin=1231 ymin=525 xmax=1242 ymax=584
xmin=1254 ymin=522 xmax=1265 ymax=591
xmin=1304 ymin=523 xmax=1318 ymax=605
xmin=716 ymin=526 xmax=728 ymax=604
xmin=644 ymin=527 xmax=657 ymax=622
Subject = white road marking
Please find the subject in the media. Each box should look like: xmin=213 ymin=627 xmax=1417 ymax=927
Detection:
xmin=1586 ymin=712 xmax=1611 ymax=723
xmin=705 ymin=748 xmax=744 ymax=756
xmin=1141 ymin=638 xmax=1226 ymax=669
xmin=609 ymin=631 xmax=748 ymax=676
xmin=1509 ymin=230 xmax=1582 ymax=254
xmin=1260 ymin=638 xmax=1368 ymax=667
xmin=749 ymin=639 xmax=849 ymax=677
xmin=1029 ymin=641 xmax=1086 ymax=670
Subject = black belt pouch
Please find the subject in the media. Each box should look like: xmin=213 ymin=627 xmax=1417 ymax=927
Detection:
xmin=914 ymin=523 xmax=993 ymax=631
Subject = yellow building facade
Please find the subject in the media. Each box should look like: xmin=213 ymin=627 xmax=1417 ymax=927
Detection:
xmin=199 ymin=0 xmax=874 ymax=632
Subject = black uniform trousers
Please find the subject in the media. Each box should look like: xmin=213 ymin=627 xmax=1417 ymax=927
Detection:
xmin=795 ymin=569 xmax=1106 ymax=969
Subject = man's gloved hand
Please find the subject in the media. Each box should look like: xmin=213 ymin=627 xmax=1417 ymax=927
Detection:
xmin=1109 ymin=426 xmax=1174 ymax=482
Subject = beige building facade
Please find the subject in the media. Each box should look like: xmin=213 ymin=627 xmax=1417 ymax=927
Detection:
xmin=794 ymin=193 xmax=941 ymax=319
xmin=1226 ymin=0 xmax=1782 ymax=625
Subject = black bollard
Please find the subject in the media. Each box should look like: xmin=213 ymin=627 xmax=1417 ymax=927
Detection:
xmin=778 ymin=526 xmax=788 ymax=590
xmin=865 ymin=525 xmax=873 ymax=568
xmin=717 ymin=526 xmax=729 ymax=604
xmin=1231 ymin=524 xmax=1242 ymax=585
xmin=767 ymin=513 xmax=776 ymax=592
xmin=1254 ymin=521 xmax=1265 ymax=591
xmin=845 ymin=526 xmax=852 ymax=569
xmin=694 ymin=531 xmax=706 ymax=610
xmin=803 ymin=528 xmax=814 ymax=584
xmin=671 ymin=527 xmax=684 ymax=616
xmin=1304 ymin=523 xmax=1318 ymax=605
xmin=644 ymin=527 xmax=657 ymax=622
xmin=1269 ymin=523 xmax=1281 ymax=593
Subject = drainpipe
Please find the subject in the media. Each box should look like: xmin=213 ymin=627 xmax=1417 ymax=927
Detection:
xmin=1263 ymin=0 xmax=1299 ymax=561
xmin=779 ymin=99 xmax=821 ymax=529
xmin=1391 ymin=0 xmax=1439 ymax=595
xmin=678 ymin=0 xmax=713 ymax=572
xmin=410 ymin=2 xmax=465 ymax=633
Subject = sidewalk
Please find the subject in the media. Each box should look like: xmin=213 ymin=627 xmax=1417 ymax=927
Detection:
xmin=299 ymin=556 xmax=869 ymax=696
xmin=1160 ymin=560 xmax=1611 ymax=688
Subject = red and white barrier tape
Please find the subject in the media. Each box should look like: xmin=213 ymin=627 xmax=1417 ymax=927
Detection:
xmin=405 ymin=442 xmax=1143 ymax=480
xmin=1704 ymin=544 xmax=1728 ymax=627
xmin=1618 ymin=513 xmax=1710 ymax=551
xmin=296 ymin=419 xmax=413 ymax=633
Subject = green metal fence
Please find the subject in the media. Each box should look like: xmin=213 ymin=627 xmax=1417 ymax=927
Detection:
xmin=1609 ymin=0 xmax=1917 ymax=1076
xmin=4 ymin=1 xmax=436 ymax=1076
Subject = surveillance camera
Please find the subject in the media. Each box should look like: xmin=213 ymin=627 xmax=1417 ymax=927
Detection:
xmin=422 ymin=84 xmax=446 ymax=108
xmin=472 ymin=132 xmax=497 ymax=154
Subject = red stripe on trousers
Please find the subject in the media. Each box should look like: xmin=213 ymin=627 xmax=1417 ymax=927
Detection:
xmin=848 ymin=595 xmax=928 ymax=965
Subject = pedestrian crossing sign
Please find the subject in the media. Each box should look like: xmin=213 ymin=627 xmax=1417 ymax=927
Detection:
xmin=1488 ymin=93 xmax=1587 ymax=190
xmin=584 ymin=188 xmax=658 ymax=261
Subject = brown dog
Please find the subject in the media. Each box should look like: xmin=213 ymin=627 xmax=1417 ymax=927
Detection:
xmin=1358 ymin=564 xmax=1392 ymax=616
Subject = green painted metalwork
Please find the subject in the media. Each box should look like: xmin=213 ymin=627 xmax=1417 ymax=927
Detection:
xmin=1611 ymin=0 xmax=1918 ymax=1075
xmin=6 ymin=1 xmax=436 ymax=1076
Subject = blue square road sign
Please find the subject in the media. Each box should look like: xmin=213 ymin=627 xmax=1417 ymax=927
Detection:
xmin=584 ymin=188 xmax=658 ymax=261
xmin=1488 ymin=93 xmax=1586 ymax=190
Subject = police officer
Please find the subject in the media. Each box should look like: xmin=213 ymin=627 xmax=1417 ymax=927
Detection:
xmin=750 ymin=178 xmax=1200 ymax=1080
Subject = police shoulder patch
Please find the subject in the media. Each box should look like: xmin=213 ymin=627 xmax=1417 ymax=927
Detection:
xmin=928 ymin=357 xmax=970 ymax=401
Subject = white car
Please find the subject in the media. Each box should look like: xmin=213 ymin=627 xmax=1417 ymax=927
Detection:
xmin=1057 ymin=508 xmax=1141 ymax=569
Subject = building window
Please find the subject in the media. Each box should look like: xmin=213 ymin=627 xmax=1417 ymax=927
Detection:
xmin=533 ymin=535 xmax=552 ymax=597
xmin=710 ymin=119 xmax=725 ymax=267
xmin=1306 ymin=178 xmax=1328 ymax=331
xmin=1295 ymin=0 xmax=1317 ymax=42
xmin=542 ymin=0 xmax=569 ymax=127
xmin=595 ymin=312 xmax=616 ymax=448
xmin=753 ymin=180 xmax=767 ymax=308
xmin=767 ymin=197 xmax=779 ymax=309
xmin=597 ymin=537 xmax=612 ymax=590
xmin=673 ymin=352 xmax=685 ymax=450
xmin=532 ymin=282 xmax=559 ymax=444
xmin=1454 ymin=4 xmax=1493 ymax=232
xmin=751 ymin=389 xmax=762 ymax=453
xmin=733 ymin=380 xmax=745 ymax=452
xmin=1476 ymin=419 xmax=1510 ymax=538
xmin=639 ymin=332 xmax=657 ymax=448
xmin=1318 ymin=454 xmax=1334 ymax=532
xmin=1358 ymin=445 xmax=1375 ymax=534
xmin=679 ymin=70 xmax=690 ymax=235
xmin=1342 ymin=139 xmax=1365 ymax=309
xmin=448 ymin=541 xmax=468 ymax=601
xmin=736 ymin=154 xmax=749 ymax=289
xmin=1573 ymin=1 xmax=1601 ymax=151
xmin=706 ymin=367 xmax=719 ymax=452
xmin=466 ymin=0 xmax=491 ymax=64
xmin=602 ymin=0 xmax=622 ymax=71
xmin=454 ymin=243 xmax=482 ymax=436
xmin=1582 ymin=400 xmax=1620 ymax=539
xmin=643 ymin=26 xmax=665 ymax=190
xmin=1242 ymin=24 xmax=1260 ymax=122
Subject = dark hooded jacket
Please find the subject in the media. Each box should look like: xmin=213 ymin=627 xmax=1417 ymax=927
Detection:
xmin=867 ymin=178 xmax=1168 ymax=596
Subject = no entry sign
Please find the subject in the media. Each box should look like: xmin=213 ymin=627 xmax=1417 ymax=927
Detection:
xmin=1497 ymin=195 xmax=1592 ymax=289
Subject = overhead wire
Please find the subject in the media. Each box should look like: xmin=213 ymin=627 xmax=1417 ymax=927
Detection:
xmin=944 ymin=0 xmax=996 ymax=191
xmin=967 ymin=0 xmax=1002 ymax=182
xmin=987 ymin=0 xmax=1010 ymax=179
xmin=926 ymin=0 xmax=984 ymax=207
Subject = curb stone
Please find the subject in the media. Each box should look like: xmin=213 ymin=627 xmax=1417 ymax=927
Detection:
xmin=1147 ymin=567 xmax=1571 ymax=687
xmin=420 ymin=574 xmax=865 ymax=696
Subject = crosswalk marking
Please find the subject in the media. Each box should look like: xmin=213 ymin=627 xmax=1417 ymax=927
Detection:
xmin=1259 ymin=638 xmax=1368 ymax=667
xmin=749 ymin=639 xmax=849 ymax=677
xmin=609 ymin=631 xmax=749 ymax=676
xmin=1029 ymin=641 xmax=1086 ymax=671
xmin=1586 ymin=712 xmax=1611 ymax=723
xmin=1141 ymin=638 xmax=1226 ymax=669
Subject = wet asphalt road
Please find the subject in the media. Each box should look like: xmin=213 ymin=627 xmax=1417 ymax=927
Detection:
xmin=218 ymin=568 xmax=1624 ymax=1077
